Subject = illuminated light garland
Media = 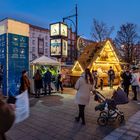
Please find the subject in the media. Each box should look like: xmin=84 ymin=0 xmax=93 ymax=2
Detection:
xmin=72 ymin=61 xmax=84 ymax=72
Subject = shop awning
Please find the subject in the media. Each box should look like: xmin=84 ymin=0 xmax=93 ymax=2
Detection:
xmin=30 ymin=55 xmax=60 ymax=66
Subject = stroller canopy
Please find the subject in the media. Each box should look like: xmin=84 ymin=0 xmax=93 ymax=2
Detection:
xmin=112 ymin=87 xmax=129 ymax=105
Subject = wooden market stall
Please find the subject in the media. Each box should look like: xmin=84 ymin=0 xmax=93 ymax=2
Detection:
xmin=71 ymin=39 xmax=123 ymax=86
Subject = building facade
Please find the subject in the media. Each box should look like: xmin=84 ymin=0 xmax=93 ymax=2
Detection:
xmin=29 ymin=25 xmax=50 ymax=62
xmin=66 ymin=28 xmax=94 ymax=64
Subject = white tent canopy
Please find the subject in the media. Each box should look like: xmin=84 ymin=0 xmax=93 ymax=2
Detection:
xmin=30 ymin=55 xmax=60 ymax=66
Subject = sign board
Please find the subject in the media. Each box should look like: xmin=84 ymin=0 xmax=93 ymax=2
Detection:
xmin=50 ymin=39 xmax=61 ymax=56
xmin=62 ymin=39 xmax=68 ymax=56
xmin=60 ymin=23 xmax=68 ymax=37
xmin=50 ymin=23 xmax=68 ymax=37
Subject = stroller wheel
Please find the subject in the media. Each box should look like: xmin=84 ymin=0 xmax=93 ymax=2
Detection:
xmin=118 ymin=115 xmax=124 ymax=123
xmin=100 ymin=111 xmax=108 ymax=117
xmin=97 ymin=116 xmax=108 ymax=126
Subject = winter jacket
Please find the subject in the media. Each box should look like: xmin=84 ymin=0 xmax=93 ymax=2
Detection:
xmin=44 ymin=71 xmax=52 ymax=84
xmin=108 ymin=69 xmax=115 ymax=80
xmin=121 ymin=71 xmax=132 ymax=86
xmin=75 ymin=73 xmax=93 ymax=105
xmin=19 ymin=75 xmax=30 ymax=93
xmin=131 ymin=73 xmax=139 ymax=86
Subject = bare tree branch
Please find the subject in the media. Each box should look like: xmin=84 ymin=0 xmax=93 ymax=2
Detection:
xmin=91 ymin=19 xmax=114 ymax=42
xmin=115 ymin=23 xmax=139 ymax=64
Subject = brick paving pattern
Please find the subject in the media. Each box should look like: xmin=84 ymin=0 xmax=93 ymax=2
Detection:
xmin=5 ymin=87 xmax=140 ymax=140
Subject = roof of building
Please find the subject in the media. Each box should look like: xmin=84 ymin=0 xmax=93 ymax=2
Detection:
xmin=77 ymin=39 xmax=123 ymax=70
xmin=0 ymin=17 xmax=49 ymax=31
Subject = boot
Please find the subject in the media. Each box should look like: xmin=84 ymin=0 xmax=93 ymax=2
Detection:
xmin=75 ymin=117 xmax=80 ymax=122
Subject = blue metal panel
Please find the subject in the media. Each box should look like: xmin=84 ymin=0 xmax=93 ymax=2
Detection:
xmin=8 ymin=33 xmax=29 ymax=96
xmin=0 ymin=33 xmax=7 ymax=96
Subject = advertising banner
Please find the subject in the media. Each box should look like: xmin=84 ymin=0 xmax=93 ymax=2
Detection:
xmin=50 ymin=39 xmax=61 ymax=56
xmin=62 ymin=39 xmax=68 ymax=56
xmin=50 ymin=23 xmax=68 ymax=37
xmin=8 ymin=33 xmax=29 ymax=93
xmin=50 ymin=23 xmax=60 ymax=36
xmin=60 ymin=23 xmax=68 ymax=37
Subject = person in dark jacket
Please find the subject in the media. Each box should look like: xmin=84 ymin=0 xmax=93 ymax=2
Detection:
xmin=121 ymin=68 xmax=132 ymax=97
xmin=108 ymin=66 xmax=115 ymax=89
xmin=57 ymin=72 xmax=63 ymax=92
xmin=33 ymin=69 xmax=43 ymax=98
xmin=44 ymin=69 xmax=52 ymax=95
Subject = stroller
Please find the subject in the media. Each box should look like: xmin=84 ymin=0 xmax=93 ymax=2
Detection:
xmin=94 ymin=87 xmax=128 ymax=126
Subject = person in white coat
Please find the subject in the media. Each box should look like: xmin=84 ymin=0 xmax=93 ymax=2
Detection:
xmin=131 ymin=67 xmax=139 ymax=100
xmin=75 ymin=68 xmax=93 ymax=125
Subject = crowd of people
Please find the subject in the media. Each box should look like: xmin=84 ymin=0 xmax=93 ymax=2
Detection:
xmin=74 ymin=66 xmax=140 ymax=125
xmin=33 ymin=69 xmax=64 ymax=98
xmin=0 ymin=65 xmax=140 ymax=140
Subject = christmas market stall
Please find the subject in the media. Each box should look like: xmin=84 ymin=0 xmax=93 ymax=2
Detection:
xmin=30 ymin=55 xmax=60 ymax=93
xmin=71 ymin=39 xmax=123 ymax=86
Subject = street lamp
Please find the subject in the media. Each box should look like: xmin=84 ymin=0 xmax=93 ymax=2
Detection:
xmin=63 ymin=4 xmax=78 ymax=60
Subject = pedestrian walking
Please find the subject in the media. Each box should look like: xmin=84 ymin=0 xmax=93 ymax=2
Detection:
xmin=33 ymin=69 xmax=43 ymax=98
xmin=75 ymin=68 xmax=93 ymax=125
xmin=131 ymin=67 xmax=140 ymax=100
xmin=19 ymin=70 xmax=30 ymax=94
xmin=121 ymin=67 xmax=132 ymax=97
xmin=100 ymin=78 xmax=103 ymax=90
xmin=44 ymin=69 xmax=52 ymax=95
xmin=108 ymin=66 xmax=115 ymax=89
xmin=57 ymin=71 xmax=63 ymax=92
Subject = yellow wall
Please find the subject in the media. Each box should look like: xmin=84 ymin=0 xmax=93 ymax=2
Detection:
xmin=7 ymin=19 xmax=29 ymax=36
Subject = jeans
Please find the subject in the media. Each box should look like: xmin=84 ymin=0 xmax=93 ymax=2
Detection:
xmin=132 ymin=86 xmax=138 ymax=99
xmin=108 ymin=79 xmax=114 ymax=88
xmin=44 ymin=83 xmax=51 ymax=95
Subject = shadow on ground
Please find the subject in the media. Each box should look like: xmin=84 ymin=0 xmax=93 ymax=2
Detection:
xmin=40 ymin=94 xmax=64 ymax=107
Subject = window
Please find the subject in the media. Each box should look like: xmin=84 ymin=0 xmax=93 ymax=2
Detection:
xmin=32 ymin=33 xmax=35 ymax=38
xmin=39 ymin=34 xmax=42 ymax=38
xmin=38 ymin=38 xmax=44 ymax=54
xmin=32 ymin=47 xmax=35 ymax=52
xmin=45 ymin=42 xmax=48 ymax=47
xmin=45 ymin=35 xmax=48 ymax=40
xmin=32 ymin=40 xmax=35 ymax=45
xmin=45 ymin=48 xmax=48 ymax=54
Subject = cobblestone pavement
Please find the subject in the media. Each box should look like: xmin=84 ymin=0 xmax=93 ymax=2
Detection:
xmin=6 ymin=87 xmax=140 ymax=140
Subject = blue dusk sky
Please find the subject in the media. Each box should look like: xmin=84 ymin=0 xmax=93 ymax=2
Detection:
xmin=0 ymin=0 xmax=140 ymax=39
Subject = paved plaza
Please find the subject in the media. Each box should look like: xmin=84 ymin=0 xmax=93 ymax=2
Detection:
xmin=6 ymin=87 xmax=140 ymax=140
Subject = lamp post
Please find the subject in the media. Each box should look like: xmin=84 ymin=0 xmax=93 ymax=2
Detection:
xmin=63 ymin=4 xmax=78 ymax=60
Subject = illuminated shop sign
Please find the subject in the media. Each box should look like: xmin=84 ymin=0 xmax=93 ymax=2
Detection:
xmin=62 ymin=39 xmax=68 ymax=56
xmin=50 ymin=39 xmax=61 ymax=56
xmin=50 ymin=23 xmax=68 ymax=37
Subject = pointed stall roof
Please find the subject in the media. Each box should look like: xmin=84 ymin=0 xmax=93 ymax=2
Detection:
xmin=76 ymin=39 xmax=123 ymax=71
xmin=30 ymin=55 xmax=60 ymax=66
